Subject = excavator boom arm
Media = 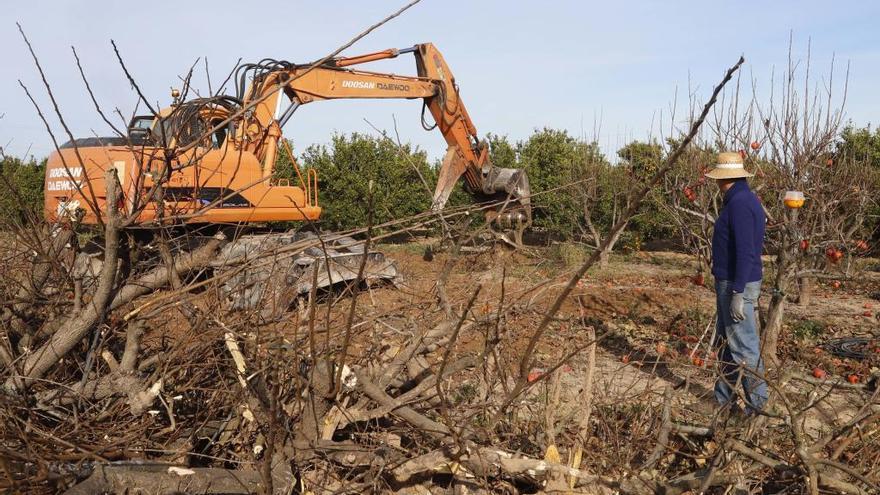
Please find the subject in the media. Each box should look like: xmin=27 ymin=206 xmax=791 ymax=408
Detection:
xmin=243 ymin=43 xmax=530 ymax=219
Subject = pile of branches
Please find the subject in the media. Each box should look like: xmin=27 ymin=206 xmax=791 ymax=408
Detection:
xmin=0 ymin=202 xmax=599 ymax=494
xmin=1 ymin=202 xmax=879 ymax=495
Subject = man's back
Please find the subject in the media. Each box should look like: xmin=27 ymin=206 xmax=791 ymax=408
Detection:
xmin=711 ymin=179 xmax=765 ymax=292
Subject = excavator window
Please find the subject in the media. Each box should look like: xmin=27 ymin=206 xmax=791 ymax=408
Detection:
xmin=209 ymin=118 xmax=227 ymax=149
xmin=127 ymin=115 xmax=156 ymax=145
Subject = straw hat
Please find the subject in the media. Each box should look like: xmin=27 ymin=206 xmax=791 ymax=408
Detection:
xmin=705 ymin=152 xmax=754 ymax=180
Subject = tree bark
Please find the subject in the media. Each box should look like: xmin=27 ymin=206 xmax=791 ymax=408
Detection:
xmin=763 ymin=208 xmax=797 ymax=366
xmin=575 ymin=324 xmax=597 ymax=444
xmin=3 ymin=227 xmax=73 ymax=339
xmin=5 ymin=171 xmax=121 ymax=391
xmin=598 ymin=225 xmax=625 ymax=268
xmin=763 ymin=291 xmax=785 ymax=367
xmin=797 ymin=276 xmax=812 ymax=306
xmin=2 ymin=179 xmax=227 ymax=392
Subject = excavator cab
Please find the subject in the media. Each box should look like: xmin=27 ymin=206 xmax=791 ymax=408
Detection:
xmin=142 ymin=102 xmax=232 ymax=150
xmin=126 ymin=116 xmax=155 ymax=145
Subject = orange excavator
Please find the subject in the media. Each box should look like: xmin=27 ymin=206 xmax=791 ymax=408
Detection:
xmin=44 ymin=43 xmax=530 ymax=228
xmin=43 ymin=43 xmax=531 ymax=311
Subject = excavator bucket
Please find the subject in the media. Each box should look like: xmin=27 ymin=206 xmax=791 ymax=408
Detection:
xmin=431 ymin=146 xmax=532 ymax=250
xmin=477 ymin=163 xmax=532 ymax=247
xmin=483 ymin=165 xmax=532 ymax=224
xmin=432 ymin=146 xmax=532 ymax=224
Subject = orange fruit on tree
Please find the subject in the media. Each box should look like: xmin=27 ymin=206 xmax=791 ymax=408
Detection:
xmin=750 ymin=141 xmax=761 ymax=150
xmin=812 ymin=367 xmax=827 ymax=379
xmin=847 ymin=374 xmax=859 ymax=384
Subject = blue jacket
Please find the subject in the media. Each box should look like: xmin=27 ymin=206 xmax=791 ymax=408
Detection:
xmin=712 ymin=180 xmax=765 ymax=292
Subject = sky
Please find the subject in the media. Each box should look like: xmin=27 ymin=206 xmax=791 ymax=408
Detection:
xmin=1 ymin=0 xmax=878 ymax=163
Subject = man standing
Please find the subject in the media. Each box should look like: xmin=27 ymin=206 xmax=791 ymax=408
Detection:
xmin=706 ymin=152 xmax=768 ymax=414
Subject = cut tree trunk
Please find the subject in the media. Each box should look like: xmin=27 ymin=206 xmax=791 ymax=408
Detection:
xmin=63 ymin=465 xmax=264 ymax=495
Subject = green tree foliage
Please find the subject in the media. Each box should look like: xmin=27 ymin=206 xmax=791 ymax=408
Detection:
xmin=485 ymin=133 xmax=517 ymax=169
xmin=617 ymin=140 xmax=663 ymax=178
xmin=835 ymin=125 xmax=880 ymax=240
xmin=580 ymin=142 xmax=622 ymax=231
xmin=487 ymin=130 xmax=675 ymax=246
xmin=517 ymin=129 xmax=589 ymax=239
xmin=837 ymin=124 xmax=880 ymax=167
xmin=0 ymin=156 xmax=45 ymax=225
xmin=272 ymin=138 xmax=300 ymax=184
xmin=488 ymin=129 xmax=593 ymax=240
xmin=298 ymin=134 xmax=435 ymax=231
xmin=617 ymin=140 xmax=675 ymax=243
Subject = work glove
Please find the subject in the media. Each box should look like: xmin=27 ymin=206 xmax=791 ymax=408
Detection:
xmin=731 ymin=292 xmax=746 ymax=322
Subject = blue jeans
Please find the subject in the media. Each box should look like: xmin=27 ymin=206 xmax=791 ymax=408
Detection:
xmin=714 ymin=279 xmax=768 ymax=413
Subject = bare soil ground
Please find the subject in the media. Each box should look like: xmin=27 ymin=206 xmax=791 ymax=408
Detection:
xmin=372 ymin=243 xmax=880 ymax=441
xmin=382 ymin=243 xmax=879 ymax=369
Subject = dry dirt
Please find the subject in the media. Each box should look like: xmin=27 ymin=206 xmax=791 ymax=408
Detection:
xmin=362 ymin=243 xmax=880 ymax=438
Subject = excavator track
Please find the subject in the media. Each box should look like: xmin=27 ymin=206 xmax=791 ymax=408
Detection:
xmin=70 ymin=229 xmax=399 ymax=317
xmin=214 ymin=231 xmax=398 ymax=314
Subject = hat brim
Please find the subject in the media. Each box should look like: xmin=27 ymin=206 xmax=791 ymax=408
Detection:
xmin=705 ymin=168 xmax=754 ymax=180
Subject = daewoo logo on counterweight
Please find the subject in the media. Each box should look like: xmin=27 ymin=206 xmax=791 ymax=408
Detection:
xmin=46 ymin=166 xmax=84 ymax=191
xmin=342 ymin=80 xmax=410 ymax=91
